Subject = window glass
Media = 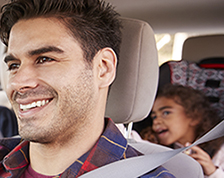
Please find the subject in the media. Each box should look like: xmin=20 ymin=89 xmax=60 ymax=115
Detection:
xmin=155 ymin=33 xmax=188 ymax=66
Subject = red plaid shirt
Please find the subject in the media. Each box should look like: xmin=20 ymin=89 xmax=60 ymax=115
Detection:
xmin=0 ymin=118 xmax=175 ymax=178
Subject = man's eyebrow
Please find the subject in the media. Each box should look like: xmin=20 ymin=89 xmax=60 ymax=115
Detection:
xmin=4 ymin=55 xmax=17 ymax=64
xmin=28 ymin=46 xmax=64 ymax=56
xmin=4 ymin=46 xmax=64 ymax=64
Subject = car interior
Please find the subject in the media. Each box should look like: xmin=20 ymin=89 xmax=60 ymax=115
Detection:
xmin=0 ymin=0 xmax=224 ymax=177
xmin=158 ymin=34 xmax=224 ymax=120
xmin=0 ymin=15 xmax=204 ymax=178
xmin=90 ymin=17 xmax=204 ymax=178
xmin=109 ymin=17 xmax=208 ymax=177
xmin=79 ymin=16 xmax=224 ymax=178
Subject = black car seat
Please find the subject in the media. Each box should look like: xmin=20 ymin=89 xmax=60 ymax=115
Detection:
xmin=159 ymin=34 xmax=224 ymax=119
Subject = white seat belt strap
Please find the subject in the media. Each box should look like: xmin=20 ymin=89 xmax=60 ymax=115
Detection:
xmin=79 ymin=120 xmax=224 ymax=178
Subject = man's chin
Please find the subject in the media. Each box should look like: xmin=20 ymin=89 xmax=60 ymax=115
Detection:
xmin=19 ymin=131 xmax=50 ymax=144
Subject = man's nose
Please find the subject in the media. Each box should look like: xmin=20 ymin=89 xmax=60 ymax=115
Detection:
xmin=8 ymin=64 xmax=38 ymax=93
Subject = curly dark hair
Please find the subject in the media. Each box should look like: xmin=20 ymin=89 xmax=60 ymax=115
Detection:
xmin=154 ymin=84 xmax=224 ymax=158
xmin=0 ymin=0 xmax=122 ymax=63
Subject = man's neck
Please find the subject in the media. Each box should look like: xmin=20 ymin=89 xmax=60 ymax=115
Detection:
xmin=29 ymin=119 xmax=104 ymax=176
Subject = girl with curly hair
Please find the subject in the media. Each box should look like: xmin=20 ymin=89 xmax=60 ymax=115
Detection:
xmin=141 ymin=84 xmax=224 ymax=178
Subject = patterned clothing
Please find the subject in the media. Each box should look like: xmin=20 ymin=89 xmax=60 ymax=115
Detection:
xmin=0 ymin=118 xmax=175 ymax=178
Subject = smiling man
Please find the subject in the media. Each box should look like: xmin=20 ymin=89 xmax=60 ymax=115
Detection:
xmin=6 ymin=18 xmax=99 ymax=147
xmin=0 ymin=0 xmax=175 ymax=177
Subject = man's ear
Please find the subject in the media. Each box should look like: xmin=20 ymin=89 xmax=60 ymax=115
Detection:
xmin=96 ymin=47 xmax=117 ymax=88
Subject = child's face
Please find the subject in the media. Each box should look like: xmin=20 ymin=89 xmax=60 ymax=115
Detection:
xmin=151 ymin=97 xmax=196 ymax=146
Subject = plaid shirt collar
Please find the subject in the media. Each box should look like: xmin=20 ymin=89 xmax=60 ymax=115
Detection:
xmin=0 ymin=139 xmax=29 ymax=177
xmin=1 ymin=118 xmax=128 ymax=177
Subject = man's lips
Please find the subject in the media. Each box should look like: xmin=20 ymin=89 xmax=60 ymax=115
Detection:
xmin=12 ymin=87 xmax=57 ymax=114
xmin=19 ymin=99 xmax=52 ymax=111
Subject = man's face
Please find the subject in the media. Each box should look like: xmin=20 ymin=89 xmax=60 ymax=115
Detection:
xmin=5 ymin=18 xmax=98 ymax=144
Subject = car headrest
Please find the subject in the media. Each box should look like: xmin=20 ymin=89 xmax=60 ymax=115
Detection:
xmin=182 ymin=34 xmax=224 ymax=62
xmin=105 ymin=17 xmax=158 ymax=124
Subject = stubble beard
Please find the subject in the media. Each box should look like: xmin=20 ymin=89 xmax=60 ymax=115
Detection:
xmin=18 ymin=68 xmax=96 ymax=146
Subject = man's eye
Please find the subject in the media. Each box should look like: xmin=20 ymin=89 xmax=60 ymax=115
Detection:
xmin=36 ymin=57 xmax=55 ymax=64
xmin=7 ymin=63 xmax=20 ymax=71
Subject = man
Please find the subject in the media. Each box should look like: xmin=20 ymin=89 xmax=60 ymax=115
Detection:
xmin=0 ymin=0 xmax=175 ymax=177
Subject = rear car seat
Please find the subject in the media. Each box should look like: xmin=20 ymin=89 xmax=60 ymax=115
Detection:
xmin=159 ymin=34 xmax=224 ymax=119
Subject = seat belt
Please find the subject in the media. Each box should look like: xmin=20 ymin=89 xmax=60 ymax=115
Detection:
xmin=79 ymin=120 xmax=224 ymax=178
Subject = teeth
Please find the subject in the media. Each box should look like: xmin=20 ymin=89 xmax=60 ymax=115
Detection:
xmin=20 ymin=100 xmax=49 ymax=111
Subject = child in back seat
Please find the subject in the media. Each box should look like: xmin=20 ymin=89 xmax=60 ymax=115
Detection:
xmin=140 ymin=84 xmax=224 ymax=178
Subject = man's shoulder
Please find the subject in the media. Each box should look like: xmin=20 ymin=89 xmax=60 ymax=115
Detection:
xmin=0 ymin=137 xmax=22 ymax=160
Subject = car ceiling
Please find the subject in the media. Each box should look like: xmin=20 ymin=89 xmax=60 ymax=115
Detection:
xmin=0 ymin=0 xmax=223 ymax=34
xmin=106 ymin=0 xmax=224 ymax=34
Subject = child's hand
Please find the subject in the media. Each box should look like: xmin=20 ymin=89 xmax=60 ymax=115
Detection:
xmin=185 ymin=143 xmax=217 ymax=176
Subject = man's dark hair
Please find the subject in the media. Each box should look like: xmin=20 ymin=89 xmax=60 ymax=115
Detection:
xmin=0 ymin=0 xmax=122 ymax=62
